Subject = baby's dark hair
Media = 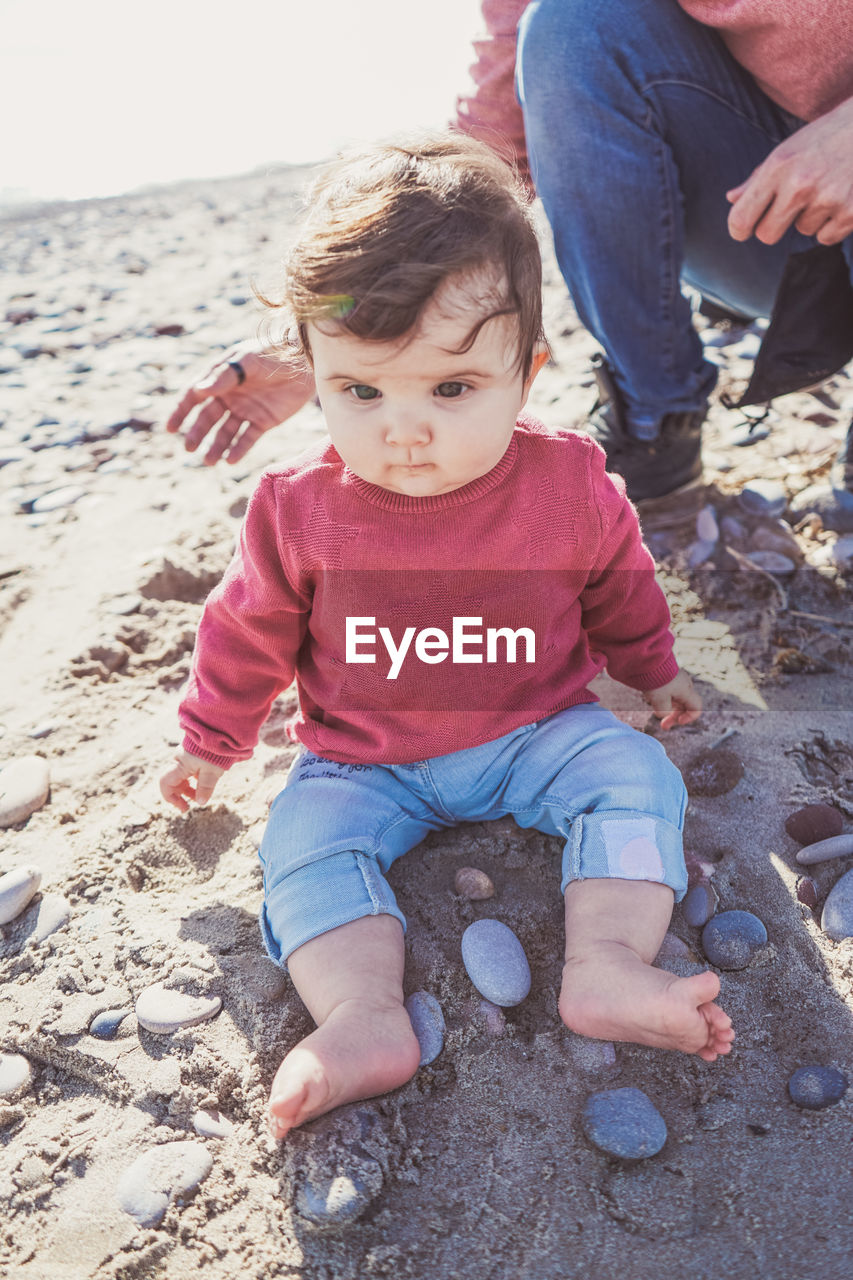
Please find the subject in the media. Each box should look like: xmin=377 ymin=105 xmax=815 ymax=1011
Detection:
xmin=263 ymin=132 xmax=545 ymax=379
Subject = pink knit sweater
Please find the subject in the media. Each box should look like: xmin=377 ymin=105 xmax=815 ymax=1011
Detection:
xmin=179 ymin=416 xmax=678 ymax=768
xmin=456 ymin=0 xmax=853 ymax=179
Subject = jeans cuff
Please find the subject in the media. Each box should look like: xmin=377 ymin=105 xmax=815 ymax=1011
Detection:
xmin=259 ymin=849 xmax=407 ymax=967
xmin=560 ymin=809 xmax=687 ymax=902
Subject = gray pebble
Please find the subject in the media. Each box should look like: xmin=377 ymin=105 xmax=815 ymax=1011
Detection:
xmin=582 ymin=1087 xmax=667 ymax=1160
xmin=405 ymin=991 xmax=445 ymax=1066
xmin=744 ymin=549 xmax=796 ymax=576
xmin=0 ymin=755 xmax=50 ymax=828
xmin=796 ymin=834 xmax=853 ymax=866
xmin=788 ymin=483 xmax=853 ymax=534
xmin=788 ymin=1065 xmax=849 ymax=1111
xmin=0 ymin=1052 xmax=32 ymax=1098
xmin=695 ymin=506 xmax=719 ymax=543
xmin=720 ymin=515 xmax=747 ymax=544
xmin=32 ymin=893 xmax=72 ymax=943
xmin=701 ymin=910 xmax=767 ymax=969
xmin=0 ymin=865 xmax=43 ymax=924
xmin=821 ymin=868 xmax=853 ymax=941
xmin=682 ymin=881 xmax=719 ymax=927
xmin=135 ymin=982 xmax=222 ymax=1034
xmin=461 ymin=919 xmax=531 ymax=1007
xmin=89 ymin=1008 xmax=132 ymax=1040
xmin=117 ymin=1141 xmax=213 ymax=1226
xmin=686 ymin=538 xmax=716 ymax=568
xmin=297 ymin=1164 xmax=384 ymax=1229
xmin=738 ymin=478 xmax=787 ymax=519
xmin=749 ymin=520 xmax=803 ymax=562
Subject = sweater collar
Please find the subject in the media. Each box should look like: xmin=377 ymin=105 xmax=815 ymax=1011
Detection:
xmin=341 ymin=432 xmax=519 ymax=512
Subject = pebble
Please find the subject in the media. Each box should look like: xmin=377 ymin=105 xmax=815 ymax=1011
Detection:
xmin=701 ymin=910 xmax=768 ymax=969
xmin=454 ymin=866 xmax=495 ymax=900
xmin=796 ymin=876 xmax=819 ymax=909
xmin=720 ymin=514 xmax=747 ymax=544
xmin=682 ymin=882 xmax=719 ymax=927
xmin=820 ymin=868 xmax=853 ymax=941
xmin=404 ymin=991 xmax=445 ymax=1066
xmin=89 ymin=1008 xmax=133 ymax=1040
xmin=788 ymin=483 xmax=853 ymax=534
xmin=0 ymin=865 xmax=43 ymax=924
xmin=744 ymin=550 xmax=797 ymax=576
xmin=0 ymin=755 xmax=50 ymax=827
xmin=684 ymin=849 xmax=718 ymax=887
xmin=29 ymin=721 xmax=58 ymax=740
xmin=30 ymin=485 xmax=87 ymax=514
xmin=461 ymin=919 xmax=531 ymax=1007
xmin=656 ymin=931 xmax=696 ymax=961
xmin=683 ymin=748 xmax=744 ymax=797
xmin=135 ymin=982 xmax=222 ymax=1034
xmin=826 ymin=534 xmax=853 ymax=567
xmin=787 ymin=1065 xmax=849 ymax=1111
xmin=0 ymin=1053 xmax=32 ymax=1099
xmin=696 ymin=506 xmax=719 ymax=543
xmin=117 ymin=1141 xmax=214 ymax=1227
xmin=749 ymin=520 xmax=803 ymax=562
xmin=686 ymin=538 xmax=716 ymax=568
xmin=297 ymin=1164 xmax=383 ymax=1229
xmin=796 ymin=834 xmax=853 ymax=866
xmin=192 ymin=1108 xmax=234 ymax=1139
xmin=785 ymin=804 xmax=844 ymax=846
xmin=582 ymin=1087 xmax=667 ymax=1160
xmin=479 ymin=998 xmax=506 ymax=1036
xmin=32 ymin=893 xmax=72 ymax=943
xmin=738 ymin=478 xmax=787 ymax=519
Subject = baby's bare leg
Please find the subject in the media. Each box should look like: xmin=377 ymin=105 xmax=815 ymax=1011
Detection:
xmin=268 ymin=914 xmax=421 ymax=1140
xmin=559 ymin=880 xmax=735 ymax=1061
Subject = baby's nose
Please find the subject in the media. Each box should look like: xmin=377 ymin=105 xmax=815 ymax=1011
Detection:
xmin=384 ymin=411 xmax=431 ymax=446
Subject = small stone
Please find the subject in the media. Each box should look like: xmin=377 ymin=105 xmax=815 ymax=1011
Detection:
xmin=454 ymin=866 xmax=495 ymax=900
xmin=89 ymin=1009 xmax=132 ymax=1040
xmin=785 ymin=804 xmax=844 ymax=846
xmin=682 ymin=882 xmax=719 ymax=927
xmin=297 ymin=1164 xmax=383 ymax=1229
xmin=827 ymin=534 xmax=853 ymax=567
xmin=479 ymin=998 xmax=506 ymax=1036
xmin=0 ymin=1053 xmax=32 ymax=1099
xmin=820 ymin=868 xmax=853 ymax=941
xmin=749 ymin=521 xmax=804 ymax=562
xmin=796 ymin=834 xmax=853 ymax=866
xmin=701 ymin=910 xmax=768 ymax=970
xmin=582 ymin=1087 xmax=667 ymax=1160
xmin=117 ymin=1141 xmax=213 ymax=1226
xmin=796 ymin=876 xmax=819 ymax=909
xmin=135 ymin=983 xmax=222 ymax=1034
xmin=720 ymin=515 xmax=747 ymax=544
xmin=656 ymin=931 xmax=696 ymax=961
xmin=683 ymin=748 xmax=744 ymax=797
xmin=29 ymin=722 xmax=58 ymax=740
xmin=192 ymin=1108 xmax=234 ymax=1139
xmin=738 ymin=479 xmax=787 ymax=519
xmin=31 ymin=485 xmax=87 ymax=513
xmin=744 ymin=550 xmax=797 ymax=576
xmin=0 ymin=755 xmax=50 ymax=827
xmin=461 ymin=919 xmax=531 ymax=1008
xmin=695 ymin=506 xmax=719 ymax=544
xmin=788 ymin=1065 xmax=848 ymax=1111
xmin=404 ymin=991 xmax=445 ymax=1066
xmin=685 ymin=849 xmax=718 ymax=887
xmin=31 ymin=893 xmax=71 ymax=943
xmin=0 ymin=865 xmax=43 ymax=924
xmin=788 ymin=483 xmax=853 ymax=534
xmin=687 ymin=538 xmax=716 ymax=568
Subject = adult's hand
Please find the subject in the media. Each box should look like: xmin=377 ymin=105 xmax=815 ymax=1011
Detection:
xmin=166 ymin=341 xmax=316 ymax=466
xmin=727 ymin=96 xmax=853 ymax=246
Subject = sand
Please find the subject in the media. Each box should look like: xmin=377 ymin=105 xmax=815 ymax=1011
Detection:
xmin=1 ymin=164 xmax=853 ymax=1280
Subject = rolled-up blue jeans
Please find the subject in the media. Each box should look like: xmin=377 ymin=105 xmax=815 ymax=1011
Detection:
xmin=517 ymin=0 xmax=853 ymax=435
xmin=258 ymin=704 xmax=688 ymax=965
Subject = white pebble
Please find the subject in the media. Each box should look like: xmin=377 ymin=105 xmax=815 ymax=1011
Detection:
xmin=32 ymin=893 xmax=71 ymax=943
xmin=192 ymin=1108 xmax=234 ymax=1139
xmin=0 ymin=755 xmax=50 ymax=828
xmin=117 ymin=1142 xmax=213 ymax=1226
xmin=31 ymin=485 xmax=87 ymax=513
xmin=0 ymin=865 xmax=42 ymax=925
xmin=135 ymin=982 xmax=222 ymax=1034
xmin=0 ymin=1052 xmax=32 ymax=1098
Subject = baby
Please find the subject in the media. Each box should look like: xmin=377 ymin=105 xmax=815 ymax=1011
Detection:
xmin=160 ymin=133 xmax=734 ymax=1142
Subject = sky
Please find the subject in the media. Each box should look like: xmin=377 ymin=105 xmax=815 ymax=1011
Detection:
xmin=2 ymin=0 xmax=483 ymax=203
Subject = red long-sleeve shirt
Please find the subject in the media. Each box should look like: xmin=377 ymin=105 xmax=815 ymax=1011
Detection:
xmin=179 ymin=415 xmax=678 ymax=768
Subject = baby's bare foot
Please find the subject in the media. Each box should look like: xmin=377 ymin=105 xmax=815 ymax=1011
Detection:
xmin=268 ymin=997 xmax=421 ymax=1141
xmin=559 ymin=946 xmax=735 ymax=1062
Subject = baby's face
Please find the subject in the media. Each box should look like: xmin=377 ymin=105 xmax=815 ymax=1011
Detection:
xmin=308 ymin=278 xmax=533 ymax=497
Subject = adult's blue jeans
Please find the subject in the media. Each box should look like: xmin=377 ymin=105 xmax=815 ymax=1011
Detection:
xmin=516 ymin=0 xmax=850 ymax=435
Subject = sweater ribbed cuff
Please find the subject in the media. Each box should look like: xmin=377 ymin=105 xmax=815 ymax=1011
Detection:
xmin=618 ymin=652 xmax=680 ymax=692
xmin=181 ymin=736 xmax=240 ymax=771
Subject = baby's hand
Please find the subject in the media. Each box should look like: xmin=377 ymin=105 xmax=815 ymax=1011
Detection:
xmin=643 ymin=671 xmax=702 ymax=730
xmin=160 ymin=749 xmax=226 ymax=813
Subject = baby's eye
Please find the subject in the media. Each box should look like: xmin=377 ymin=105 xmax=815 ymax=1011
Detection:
xmin=435 ymin=381 xmax=469 ymax=399
xmin=348 ymin=384 xmax=380 ymax=401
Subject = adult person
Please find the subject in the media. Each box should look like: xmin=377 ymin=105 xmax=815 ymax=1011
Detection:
xmin=167 ymin=0 xmax=853 ymax=528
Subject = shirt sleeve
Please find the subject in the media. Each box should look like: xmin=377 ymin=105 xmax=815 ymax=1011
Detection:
xmin=178 ymin=475 xmax=311 ymax=768
xmin=578 ymin=453 xmax=679 ymax=691
xmin=454 ymin=0 xmax=532 ymax=190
